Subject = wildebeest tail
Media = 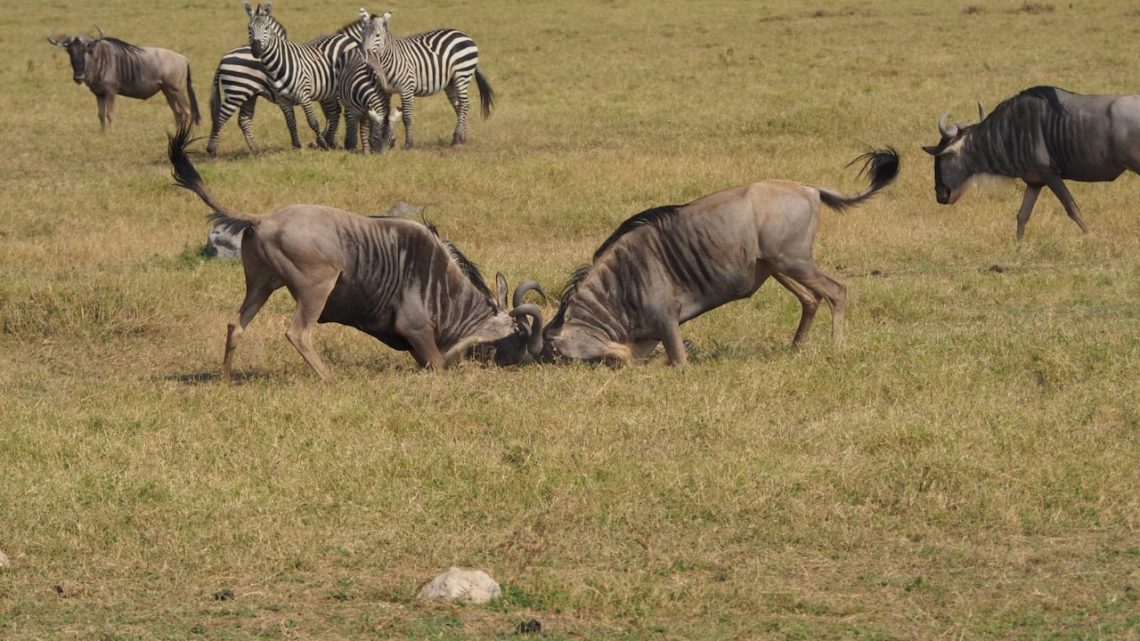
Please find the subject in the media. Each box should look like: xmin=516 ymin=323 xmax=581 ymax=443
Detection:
xmin=187 ymin=66 xmax=201 ymax=125
xmin=475 ymin=69 xmax=494 ymax=119
xmin=818 ymin=147 xmax=900 ymax=212
xmin=168 ymin=125 xmax=257 ymax=234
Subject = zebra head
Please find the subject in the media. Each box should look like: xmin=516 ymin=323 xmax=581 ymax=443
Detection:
xmin=245 ymin=2 xmax=282 ymax=59
xmin=358 ymin=9 xmax=386 ymax=54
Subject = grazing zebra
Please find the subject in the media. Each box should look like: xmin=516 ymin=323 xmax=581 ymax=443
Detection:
xmin=338 ymin=10 xmax=397 ymax=153
xmin=245 ymin=2 xmax=357 ymax=150
xmin=369 ymin=11 xmax=495 ymax=148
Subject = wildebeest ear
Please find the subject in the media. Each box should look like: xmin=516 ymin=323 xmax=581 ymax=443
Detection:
xmin=495 ymin=272 xmax=508 ymax=309
xmin=921 ymin=145 xmax=941 ymax=156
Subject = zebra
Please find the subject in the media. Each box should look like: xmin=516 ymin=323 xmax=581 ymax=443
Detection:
xmin=337 ymin=10 xmax=400 ymax=153
xmin=205 ymin=44 xmax=301 ymax=157
xmin=245 ymin=2 xmax=357 ymax=150
xmin=368 ymin=11 xmax=495 ymax=148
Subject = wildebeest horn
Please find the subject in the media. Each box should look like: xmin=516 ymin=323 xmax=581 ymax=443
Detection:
xmin=46 ymin=28 xmax=65 ymax=46
xmin=977 ymin=102 xmax=985 ymax=122
xmin=938 ymin=109 xmax=959 ymax=139
xmin=512 ymin=280 xmax=546 ymax=308
xmin=92 ymin=25 xmax=105 ymax=41
xmin=510 ymin=304 xmax=545 ymax=356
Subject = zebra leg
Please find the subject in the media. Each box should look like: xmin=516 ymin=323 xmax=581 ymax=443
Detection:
xmin=277 ymin=99 xmax=301 ymax=149
xmin=299 ymin=100 xmax=329 ymax=149
xmin=445 ymin=81 xmax=471 ymax=146
xmin=320 ymin=99 xmax=342 ymax=149
xmin=344 ymin=111 xmax=360 ymax=152
xmin=236 ymin=97 xmax=260 ymax=154
xmin=399 ymin=89 xmax=415 ymax=149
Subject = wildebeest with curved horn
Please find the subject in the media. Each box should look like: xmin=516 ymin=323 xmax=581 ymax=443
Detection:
xmin=534 ymin=149 xmax=900 ymax=367
xmin=47 ymin=27 xmax=200 ymax=130
xmin=166 ymin=125 xmax=542 ymax=380
xmin=923 ymin=85 xmax=1140 ymax=240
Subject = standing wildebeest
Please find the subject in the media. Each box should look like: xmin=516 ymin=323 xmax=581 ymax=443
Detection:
xmin=47 ymin=27 xmax=199 ymax=130
xmin=535 ymin=149 xmax=900 ymax=367
xmin=923 ymin=85 xmax=1140 ymax=240
xmin=167 ymin=126 xmax=542 ymax=380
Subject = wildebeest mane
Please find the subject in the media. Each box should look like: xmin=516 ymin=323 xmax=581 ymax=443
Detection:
xmin=591 ymin=205 xmax=681 ymax=262
xmin=1013 ymin=85 xmax=1069 ymax=116
xmin=102 ymin=36 xmax=143 ymax=54
xmin=548 ymin=264 xmax=592 ymax=328
xmin=415 ymin=216 xmax=493 ymax=300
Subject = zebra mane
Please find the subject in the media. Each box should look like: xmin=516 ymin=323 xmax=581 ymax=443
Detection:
xmin=591 ymin=205 xmax=680 ymax=262
xmin=334 ymin=18 xmax=364 ymax=39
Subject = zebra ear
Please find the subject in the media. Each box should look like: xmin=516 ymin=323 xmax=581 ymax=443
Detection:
xmin=244 ymin=1 xmax=253 ymax=17
xmin=382 ymin=11 xmax=392 ymax=26
xmin=263 ymin=2 xmax=272 ymax=14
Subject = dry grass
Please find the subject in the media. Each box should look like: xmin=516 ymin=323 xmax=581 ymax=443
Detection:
xmin=2 ymin=0 xmax=1139 ymax=639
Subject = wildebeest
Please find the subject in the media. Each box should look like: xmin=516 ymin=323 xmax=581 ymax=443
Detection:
xmin=47 ymin=27 xmax=200 ymax=130
xmin=923 ymin=85 xmax=1140 ymax=240
xmin=166 ymin=125 xmax=542 ymax=380
xmin=535 ymin=149 xmax=900 ymax=367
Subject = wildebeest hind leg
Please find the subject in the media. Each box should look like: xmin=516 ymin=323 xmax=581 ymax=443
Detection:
xmin=783 ymin=264 xmax=846 ymax=347
xmin=283 ymin=273 xmax=339 ymax=380
xmin=773 ymin=273 xmax=820 ymax=347
xmin=1044 ymin=176 xmax=1089 ymax=235
xmin=224 ymin=275 xmax=280 ymax=382
xmin=1015 ymin=183 xmax=1043 ymax=241
xmin=163 ymin=86 xmax=191 ymax=128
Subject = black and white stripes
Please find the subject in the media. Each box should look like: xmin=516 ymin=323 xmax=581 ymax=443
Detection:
xmin=367 ymin=11 xmax=494 ymax=148
xmin=245 ymin=2 xmax=356 ymax=149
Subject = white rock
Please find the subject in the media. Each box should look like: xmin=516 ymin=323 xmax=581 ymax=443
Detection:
xmin=0 ymin=550 xmax=10 ymax=568
xmin=417 ymin=567 xmax=501 ymax=604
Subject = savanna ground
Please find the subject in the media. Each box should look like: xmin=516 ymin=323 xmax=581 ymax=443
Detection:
xmin=1 ymin=0 xmax=1138 ymax=639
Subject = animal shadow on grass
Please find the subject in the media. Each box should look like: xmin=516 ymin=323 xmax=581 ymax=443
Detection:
xmin=166 ymin=370 xmax=273 ymax=385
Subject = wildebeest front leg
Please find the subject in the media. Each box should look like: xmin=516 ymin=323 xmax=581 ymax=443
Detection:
xmin=96 ymin=94 xmax=114 ymax=130
xmin=1015 ymin=183 xmax=1043 ymax=241
xmin=1044 ymin=176 xmax=1090 ymax=235
xmin=653 ymin=301 xmax=687 ymax=366
xmin=773 ymin=273 xmax=820 ymax=347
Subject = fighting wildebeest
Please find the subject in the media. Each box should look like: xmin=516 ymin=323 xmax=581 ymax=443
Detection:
xmin=47 ymin=27 xmax=199 ymax=130
xmin=536 ymin=149 xmax=900 ymax=367
xmin=923 ymin=85 xmax=1140 ymax=240
xmin=167 ymin=126 xmax=542 ymax=380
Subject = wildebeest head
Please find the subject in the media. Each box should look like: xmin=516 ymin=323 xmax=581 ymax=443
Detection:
xmin=469 ymin=276 xmax=546 ymax=366
xmin=923 ymin=104 xmax=985 ymax=205
xmin=47 ymin=27 xmax=102 ymax=84
xmin=244 ymin=2 xmax=279 ymax=58
xmin=536 ymin=270 xmax=631 ymax=368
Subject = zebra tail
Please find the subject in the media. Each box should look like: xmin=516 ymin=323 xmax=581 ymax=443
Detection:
xmin=817 ymin=147 xmax=900 ymax=212
xmin=208 ymin=68 xmax=222 ymax=126
xmin=475 ymin=69 xmax=494 ymax=119
xmin=187 ymin=66 xmax=201 ymax=125
xmin=168 ymin=125 xmax=257 ymax=235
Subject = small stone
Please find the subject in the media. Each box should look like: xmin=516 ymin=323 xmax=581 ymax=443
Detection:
xmin=516 ymin=619 xmax=543 ymax=634
xmin=417 ymin=567 xmax=502 ymax=604
xmin=213 ymin=588 xmax=235 ymax=601
xmin=0 ymin=550 xmax=10 ymax=568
